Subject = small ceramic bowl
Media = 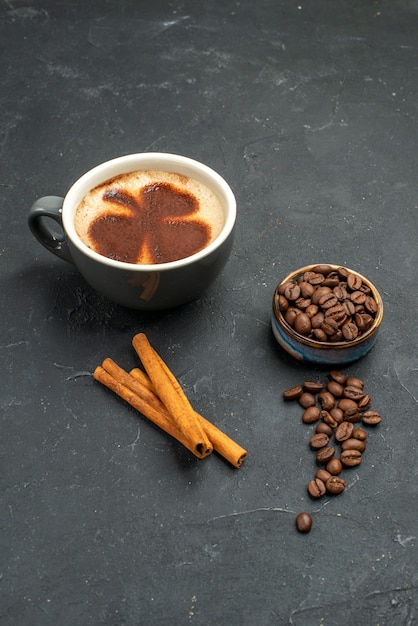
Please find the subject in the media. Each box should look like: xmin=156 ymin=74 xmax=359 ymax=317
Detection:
xmin=271 ymin=264 xmax=384 ymax=365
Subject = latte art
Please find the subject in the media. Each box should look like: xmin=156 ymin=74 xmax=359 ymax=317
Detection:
xmin=75 ymin=170 xmax=225 ymax=264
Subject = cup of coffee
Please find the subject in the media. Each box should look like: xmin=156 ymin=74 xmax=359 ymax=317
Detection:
xmin=28 ymin=153 xmax=236 ymax=309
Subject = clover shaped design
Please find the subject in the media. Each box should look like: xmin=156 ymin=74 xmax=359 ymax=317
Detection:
xmin=89 ymin=182 xmax=211 ymax=264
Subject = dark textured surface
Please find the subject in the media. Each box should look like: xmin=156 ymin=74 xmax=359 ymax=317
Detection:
xmin=1 ymin=1 xmax=418 ymax=624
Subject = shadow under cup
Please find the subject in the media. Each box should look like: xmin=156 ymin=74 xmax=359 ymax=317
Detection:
xmin=28 ymin=153 xmax=237 ymax=310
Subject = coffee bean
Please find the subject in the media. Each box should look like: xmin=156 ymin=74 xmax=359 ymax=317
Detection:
xmin=338 ymin=398 xmax=358 ymax=413
xmin=295 ymin=512 xmax=312 ymax=533
xmin=315 ymin=422 xmax=333 ymax=436
xmin=330 ymin=407 xmax=344 ymax=424
xmin=347 ymin=273 xmax=363 ymax=291
xmin=302 ymin=406 xmax=321 ymax=424
xmin=316 ymin=446 xmax=335 ymax=464
xmin=312 ymin=264 xmax=333 ymax=275
xmin=350 ymin=290 xmax=366 ymax=305
xmin=308 ymin=478 xmax=326 ymax=498
xmin=326 ymin=458 xmax=343 ymax=475
xmin=358 ymin=394 xmax=372 ymax=410
xmin=341 ymin=438 xmax=366 ymax=453
xmin=341 ymin=449 xmax=362 ymax=467
xmin=329 ymin=370 xmax=346 ymax=384
xmin=313 ymin=328 xmax=328 ymax=341
xmin=303 ymin=381 xmax=324 ymax=393
xmin=326 ymin=476 xmax=346 ymax=495
xmin=345 ymin=376 xmax=364 ymax=390
xmin=293 ymin=312 xmax=312 ymax=336
xmin=352 ymin=428 xmax=367 ymax=441
xmin=335 ymin=421 xmax=354 ymax=442
xmin=299 ymin=281 xmax=315 ymax=298
xmin=285 ymin=308 xmax=300 ymax=326
xmin=299 ymin=392 xmax=316 ymax=408
xmin=318 ymin=391 xmax=336 ymax=410
xmin=321 ymin=410 xmax=338 ymax=429
xmin=362 ymin=410 xmax=382 ymax=425
xmin=315 ymin=469 xmax=332 ymax=483
xmin=283 ymin=385 xmax=303 ymax=400
xmin=365 ymin=295 xmax=378 ymax=314
xmin=342 ymin=321 xmax=359 ymax=340
xmin=309 ymin=433 xmax=330 ymax=449
xmin=283 ymin=282 xmax=301 ymax=301
xmin=343 ymin=386 xmax=365 ymax=401
xmin=327 ymin=381 xmax=344 ymax=397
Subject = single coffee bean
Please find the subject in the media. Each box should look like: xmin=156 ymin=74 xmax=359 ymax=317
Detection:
xmin=294 ymin=312 xmax=312 ymax=336
xmin=338 ymin=398 xmax=358 ymax=413
xmin=337 ymin=266 xmax=350 ymax=279
xmin=365 ymin=295 xmax=378 ymax=314
xmin=321 ymin=410 xmax=338 ymax=429
xmin=321 ymin=318 xmax=339 ymax=336
xmin=318 ymin=391 xmax=336 ymax=410
xmin=342 ymin=321 xmax=359 ymax=341
xmin=299 ymin=392 xmax=316 ymax=408
xmin=326 ymin=458 xmax=343 ymax=475
xmin=303 ymin=380 xmax=324 ymax=393
xmin=343 ymin=408 xmax=363 ymax=423
xmin=319 ymin=292 xmax=338 ymax=309
xmin=333 ymin=285 xmax=347 ymax=301
xmin=312 ymin=264 xmax=333 ymax=275
xmin=285 ymin=308 xmax=300 ymax=326
xmin=307 ymin=478 xmax=326 ymax=498
xmin=311 ymin=311 xmax=325 ymax=328
xmin=345 ymin=376 xmax=364 ymax=390
xmin=347 ymin=273 xmax=363 ymax=291
xmin=305 ymin=271 xmax=325 ymax=286
xmin=299 ymin=281 xmax=315 ymax=298
xmin=330 ymin=407 xmax=344 ymax=424
xmin=358 ymin=394 xmax=372 ymax=410
xmin=315 ymin=469 xmax=332 ymax=483
xmin=362 ymin=410 xmax=382 ymax=425
xmin=329 ymin=370 xmax=347 ymax=384
xmin=305 ymin=304 xmax=319 ymax=318
xmin=313 ymin=328 xmax=328 ymax=341
xmin=350 ymin=290 xmax=366 ymax=305
xmin=295 ymin=512 xmax=312 ymax=533
xmin=311 ymin=286 xmax=332 ymax=305
xmin=309 ymin=433 xmax=330 ymax=449
xmin=315 ymin=422 xmax=333 ymax=436
xmin=316 ymin=446 xmax=335 ymax=464
xmin=302 ymin=406 xmax=321 ymax=424
xmin=335 ymin=421 xmax=354 ymax=442
xmin=295 ymin=296 xmax=312 ymax=310
xmin=327 ymin=381 xmax=344 ymax=397
xmin=283 ymin=385 xmax=303 ymax=400
xmin=343 ymin=385 xmax=365 ymax=401
xmin=341 ymin=438 xmax=366 ymax=453
xmin=325 ymin=304 xmax=347 ymax=325
xmin=326 ymin=476 xmax=346 ymax=495
xmin=284 ymin=282 xmax=301 ymax=301
xmin=352 ymin=428 xmax=367 ymax=441
xmin=341 ymin=449 xmax=362 ymax=467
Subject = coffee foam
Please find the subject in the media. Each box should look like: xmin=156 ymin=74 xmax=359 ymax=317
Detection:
xmin=75 ymin=169 xmax=225 ymax=264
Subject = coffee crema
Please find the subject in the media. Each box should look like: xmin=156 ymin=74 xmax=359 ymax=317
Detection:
xmin=75 ymin=170 xmax=225 ymax=264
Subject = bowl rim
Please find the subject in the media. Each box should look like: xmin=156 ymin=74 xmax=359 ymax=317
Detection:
xmin=272 ymin=264 xmax=384 ymax=351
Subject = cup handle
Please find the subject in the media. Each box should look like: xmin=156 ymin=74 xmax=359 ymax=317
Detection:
xmin=28 ymin=196 xmax=74 ymax=264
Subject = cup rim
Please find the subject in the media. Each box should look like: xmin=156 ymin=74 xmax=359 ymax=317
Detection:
xmin=61 ymin=152 xmax=236 ymax=271
xmin=272 ymin=264 xmax=384 ymax=350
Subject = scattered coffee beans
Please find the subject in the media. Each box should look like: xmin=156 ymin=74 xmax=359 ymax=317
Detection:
xmin=284 ymin=371 xmax=382 ymax=531
xmin=276 ymin=266 xmax=379 ymax=343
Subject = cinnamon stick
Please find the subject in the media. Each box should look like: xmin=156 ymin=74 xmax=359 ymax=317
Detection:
xmin=93 ymin=365 xmax=210 ymax=459
xmin=129 ymin=368 xmax=247 ymax=468
xmin=132 ymin=333 xmax=212 ymax=458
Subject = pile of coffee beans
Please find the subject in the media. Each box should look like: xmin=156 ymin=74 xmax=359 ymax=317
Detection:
xmin=275 ymin=265 xmax=379 ymax=343
xmin=283 ymin=370 xmax=382 ymax=533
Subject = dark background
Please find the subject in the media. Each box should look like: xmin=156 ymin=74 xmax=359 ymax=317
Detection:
xmin=1 ymin=1 xmax=417 ymax=624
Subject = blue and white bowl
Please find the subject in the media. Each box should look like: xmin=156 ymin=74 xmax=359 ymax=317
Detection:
xmin=271 ymin=264 xmax=384 ymax=366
